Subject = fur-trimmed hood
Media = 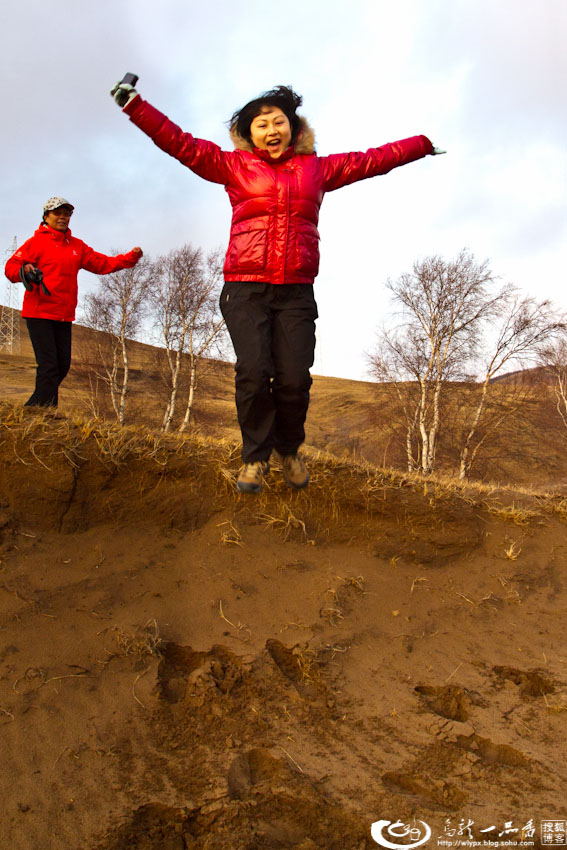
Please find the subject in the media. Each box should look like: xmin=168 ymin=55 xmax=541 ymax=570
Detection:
xmin=229 ymin=115 xmax=315 ymax=155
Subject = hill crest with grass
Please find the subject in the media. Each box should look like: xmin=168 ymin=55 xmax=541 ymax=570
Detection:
xmin=1 ymin=313 xmax=566 ymax=489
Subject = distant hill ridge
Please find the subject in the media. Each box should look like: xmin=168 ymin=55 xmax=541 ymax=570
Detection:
xmin=0 ymin=312 xmax=565 ymax=487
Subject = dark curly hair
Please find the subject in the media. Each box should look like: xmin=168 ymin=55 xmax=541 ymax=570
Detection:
xmin=229 ymin=85 xmax=303 ymax=145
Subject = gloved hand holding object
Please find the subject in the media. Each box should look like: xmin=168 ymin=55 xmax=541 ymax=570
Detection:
xmin=110 ymin=73 xmax=139 ymax=108
xmin=19 ymin=264 xmax=51 ymax=296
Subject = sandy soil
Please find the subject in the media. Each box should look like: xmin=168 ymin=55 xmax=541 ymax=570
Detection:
xmin=1 ymin=400 xmax=566 ymax=850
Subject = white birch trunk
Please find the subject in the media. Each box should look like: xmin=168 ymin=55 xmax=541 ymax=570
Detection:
xmin=554 ymin=373 xmax=567 ymax=429
xmin=179 ymin=356 xmax=197 ymax=433
xmin=418 ymin=377 xmax=431 ymax=474
xmin=425 ymin=376 xmax=443 ymax=474
xmin=459 ymin=376 xmax=490 ymax=480
xmin=118 ymin=330 xmax=129 ymax=426
xmin=107 ymin=348 xmax=120 ymax=422
xmin=162 ymin=349 xmax=183 ymax=432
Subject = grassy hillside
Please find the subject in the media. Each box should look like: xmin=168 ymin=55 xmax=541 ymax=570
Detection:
xmin=1 ymin=313 xmax=566 ymax=488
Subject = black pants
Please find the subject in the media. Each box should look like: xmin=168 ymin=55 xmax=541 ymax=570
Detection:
xmin=220 ymin=282 xmax=318 ymax=463
xmin=25 ymin=318 xmax=72 ymax=407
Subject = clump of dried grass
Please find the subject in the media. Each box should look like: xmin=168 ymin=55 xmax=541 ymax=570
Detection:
xmin=105 ymin=619 xmax=163 ymax=661
xmin=218 ymin=520 xmax=243 ymax=546
xmin=486 ymin=502 xmax=543 ymax=526
xmin=320 ymin=574 xmax=366 ymax=625
xmin=545 ymin=496 xmax=567 ymax=524
xmin=292 ymin=644 xmax=319 ymax=684
xmin=543 ymin=693 xmax=567 ymax=714
xmin=319 ymin=601 xmax=344 ymax=626
xmin=258 ymin=501 xmax=312 ymax=542
xmin=504 ymin=540 xmax=521 ymax=561
xmin=340 ymin=575 xmax=366 ymax=593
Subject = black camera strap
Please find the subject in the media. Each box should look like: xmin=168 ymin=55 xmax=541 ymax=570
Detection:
xmin=19 ymin=265 xmax=34 ymax=292
xmin=19 ymin=265 xmax=51 ymax=296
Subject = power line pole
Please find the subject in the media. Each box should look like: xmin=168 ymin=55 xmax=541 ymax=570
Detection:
xmin=0 ymin=237 xmax=21 ymax=354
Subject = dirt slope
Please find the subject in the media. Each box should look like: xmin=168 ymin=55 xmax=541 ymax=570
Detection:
xmin=3 ymin=314 xmax=567 ymax=488
xmin=0 ymin=404 xmax=566 ymax=850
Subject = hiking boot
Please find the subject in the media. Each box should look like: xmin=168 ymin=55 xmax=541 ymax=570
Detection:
xmin=237 ymin=461 xmax=269 ymax=494
xmin=281 ymin=454 xmax=309 ymax=490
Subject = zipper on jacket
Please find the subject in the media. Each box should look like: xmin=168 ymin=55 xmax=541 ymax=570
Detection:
xmin=282 ymin=167 xmax=292 ymax=284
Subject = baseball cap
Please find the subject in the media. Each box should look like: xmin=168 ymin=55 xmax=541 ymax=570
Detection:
xmin=43 ymin=196 xmax=74 ymax=213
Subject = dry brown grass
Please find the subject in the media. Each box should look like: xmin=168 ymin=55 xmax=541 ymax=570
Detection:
xmin=257 ymin=502 xmax=312 ymax=543
xmin=103 ymin=619 xmax=163 ymax=661
xmin=7 ymin=315 xmax=567 ymax=489
xmin=543 ymin=693 xmax=567 ymax=714
xmin=0 ymin=400 xmax=232 ymax=474
xmin=291 ymin=644 xmax=319 ymax=685
xmin=2 ymin=401 xmax=567 ymax=541
xmin=503 ymin=540 xmax=522 ymax=561
xmin=320 ymin=574 xmax=366 ymax=625
xmin=486 ymin=502 xmax=543 ymax=526
xmin=544 ymin=496 xmax=567 ymax=524
xmin=217 ymin=520 xmax=244 ymax=546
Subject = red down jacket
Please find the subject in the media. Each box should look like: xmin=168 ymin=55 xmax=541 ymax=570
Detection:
xmin=5 ymin=223 xmax=140 ymax=322
xmin=124 ymin=96 xmax=433 ymax=285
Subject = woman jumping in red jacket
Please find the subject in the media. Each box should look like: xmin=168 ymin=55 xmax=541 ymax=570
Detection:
xmin=111 ymin=80 xmax=444 ymax=493
xmin=5 ymin=197 xmax=143 ymax=409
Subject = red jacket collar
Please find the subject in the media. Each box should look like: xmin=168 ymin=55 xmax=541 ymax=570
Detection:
xmin=36 ymin=222 xmax=72 ymax=241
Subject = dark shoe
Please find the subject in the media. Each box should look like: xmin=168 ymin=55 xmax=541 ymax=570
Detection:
xmin=237 ymin=461 xmax=269 ymax=494
xmin=281 ymin=454 xmax=309 ymax=489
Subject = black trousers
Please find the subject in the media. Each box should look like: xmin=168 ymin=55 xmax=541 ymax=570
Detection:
xmin=25 ymin=318 xmax=72 ymax=407
xmin=220 ymin=282 xmax=318 ymax=463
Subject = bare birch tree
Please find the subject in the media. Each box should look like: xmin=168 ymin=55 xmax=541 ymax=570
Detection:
xmin=367 ymin=339 xmax=432 ymax=472
xmin=150 ymin=245 xmax=201 ymax=431
xmin=539 ymin=335 xmax=567 ymax=433
xmin=458 ymin=295 xmax=564 ymax=478
xmin=368 ymin=251 xmax=499 ymax=474
xmin=149 ymin=245 xmax=226 ymax=432
xmin=82 ymin=259 xmax=149 ymax=424
xmin=368 ymin=251 xmax=565 ymax=478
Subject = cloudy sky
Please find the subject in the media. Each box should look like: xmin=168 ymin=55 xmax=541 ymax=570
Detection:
xmin=1 ymin=0 xmax=565 ymax=380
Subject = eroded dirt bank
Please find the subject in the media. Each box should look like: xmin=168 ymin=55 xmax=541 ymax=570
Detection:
xmin=1 ymin=405 xmax=566 ymax=849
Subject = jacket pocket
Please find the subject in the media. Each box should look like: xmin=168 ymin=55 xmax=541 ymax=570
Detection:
xmin=292 ymin=225 xmax=320 ymax=277
xmin=224 ymin=218 xmax=269 ymax=274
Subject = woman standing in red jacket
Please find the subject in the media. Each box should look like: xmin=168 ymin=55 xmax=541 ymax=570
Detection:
xmin=111 ymin=80 xmax=444 ymax=493
xmin=5 ymin=197 xmax=143 ymax=409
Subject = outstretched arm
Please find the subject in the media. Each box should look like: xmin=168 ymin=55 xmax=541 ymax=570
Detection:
xmin=80 ymin=244 xmax=142 ymax=275
xmin=319 ymin=136 xmax=443 ymax=192
xmin=110 ymin=76 xmax=232 ymax=185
